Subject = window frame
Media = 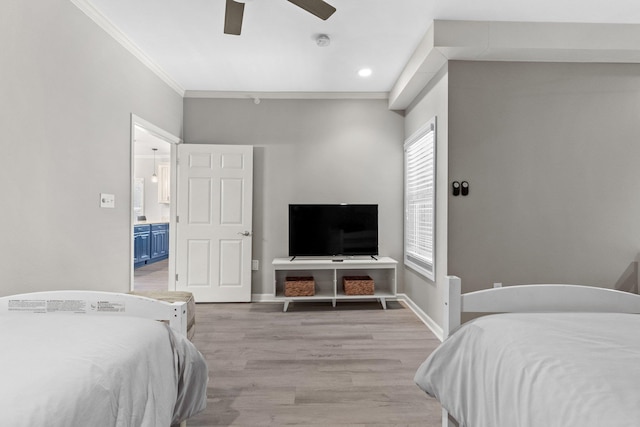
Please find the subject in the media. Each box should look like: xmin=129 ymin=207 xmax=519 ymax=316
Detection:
xmin=403 ymin=117 xmax=436 ymax=281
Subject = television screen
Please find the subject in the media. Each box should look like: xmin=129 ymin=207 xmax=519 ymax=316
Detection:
xmin=288 ymin=204 xmax=378 ymax=257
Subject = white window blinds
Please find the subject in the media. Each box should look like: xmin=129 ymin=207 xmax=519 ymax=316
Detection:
xmin=404 ymin=118 xmax=436 ymax=280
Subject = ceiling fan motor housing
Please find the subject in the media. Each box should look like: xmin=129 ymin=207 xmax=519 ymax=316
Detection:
xmin=224 ymin=0 xmax=336 ymax=35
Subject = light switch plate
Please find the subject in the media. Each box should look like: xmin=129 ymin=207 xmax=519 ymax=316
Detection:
xmin=100 ymin=193 xmax=115 ymax=208
xmin=252 ymin=260 xmax=259 ymax=271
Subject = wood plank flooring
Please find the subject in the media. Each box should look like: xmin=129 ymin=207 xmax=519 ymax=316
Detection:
xmin=187 ymin=301 xmax=442 ymax=426
xmin=133 ymin=259 xmax=169 ymax=291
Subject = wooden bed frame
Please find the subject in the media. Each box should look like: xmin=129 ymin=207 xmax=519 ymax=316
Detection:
xmin=440 ymin=275 xmax=640 ymax=427
xmin=0 ymin=290 xmax=191 ymax=427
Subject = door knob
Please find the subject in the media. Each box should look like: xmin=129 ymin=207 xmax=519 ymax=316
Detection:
xmin=238 ymin=231 xmax=252 ymax=236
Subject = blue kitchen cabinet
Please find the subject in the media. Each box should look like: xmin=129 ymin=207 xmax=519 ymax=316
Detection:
xmin=134 ymin=223 xmax=169 ymax=268
xmin=150 ymin=223 xmax=169 ymax=261
xmin=134 ymin=224 xmax=151 ymax=268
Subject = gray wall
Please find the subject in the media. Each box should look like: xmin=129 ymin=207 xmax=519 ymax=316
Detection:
xmin=403 ymin=64 xmax=449 ymax=327
xmin=0 ymin=0 xmax=183 ymax=296
xmin=183 ymin=98 xmax=405 ymax=295
xmin=403 ymin=60 xmax=640 ymax=328
xmin=447 ymin=61 xmax=640 ymax=293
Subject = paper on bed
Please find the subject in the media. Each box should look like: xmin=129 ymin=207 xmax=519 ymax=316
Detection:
xmin=415 ymin=312 xmax=640 ymax=427
xmin=0 ymin=315 xmax=206 ymax=427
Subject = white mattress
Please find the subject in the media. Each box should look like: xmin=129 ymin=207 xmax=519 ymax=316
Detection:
xmin=415 ymin=312 xmax=640 ymax=427
xmin=0 ymin=315 xmax=207 ymax=426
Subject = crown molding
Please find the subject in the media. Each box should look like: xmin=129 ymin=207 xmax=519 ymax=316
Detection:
xmin=184 ymin=90 xmax=389 ymax=100
xmin=70 ymin=0 xmax=184 ymax=97
xmin=390 ymin=20 xmax=640 ymax=110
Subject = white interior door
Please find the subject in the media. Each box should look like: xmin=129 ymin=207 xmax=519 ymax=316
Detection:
xmin=175 ymin=144 xmax=253 ymax=302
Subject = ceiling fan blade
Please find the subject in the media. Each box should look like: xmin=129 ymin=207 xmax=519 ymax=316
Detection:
xmin=224 ymin=0 xmax=244 ymax=35
xmin=287 ymin=0 xmax=336 ymax=20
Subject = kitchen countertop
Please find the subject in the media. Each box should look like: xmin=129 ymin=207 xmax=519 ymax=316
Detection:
xmin=134 ymin=221 xmax=169 ymax=226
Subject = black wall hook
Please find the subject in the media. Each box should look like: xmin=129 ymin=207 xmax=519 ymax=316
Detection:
xmin=452 ymin=181 xmax=460 ymax=196
xmin=461 ymin=181 xmax=469 ymax=196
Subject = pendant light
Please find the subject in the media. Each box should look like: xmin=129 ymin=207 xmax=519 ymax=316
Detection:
xmin=151 ymin=148 xmax=158 ymax=183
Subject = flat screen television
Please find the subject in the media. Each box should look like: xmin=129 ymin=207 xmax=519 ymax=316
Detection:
xmin=288 ymin=204 xmax=378 ymax=257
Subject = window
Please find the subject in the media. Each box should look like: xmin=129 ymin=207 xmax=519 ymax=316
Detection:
xmin=404 ymin=117 xmax=436 ymax=280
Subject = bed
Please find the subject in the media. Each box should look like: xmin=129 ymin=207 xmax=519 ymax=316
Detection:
xmin=414 ymin=276 xmax=640 ymax=427
xmin=0 ymin=290 xmax=208 ymax=427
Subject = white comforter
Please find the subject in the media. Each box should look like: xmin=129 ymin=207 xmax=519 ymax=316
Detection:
xmin=415 ymin=312 xmax=640 ymax=427
xmin=0 ymin=315 xmax=207 ymax=427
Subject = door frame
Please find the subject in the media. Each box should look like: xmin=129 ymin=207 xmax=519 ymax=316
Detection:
xmin=130 ymin=114 xmax=181 ymax=291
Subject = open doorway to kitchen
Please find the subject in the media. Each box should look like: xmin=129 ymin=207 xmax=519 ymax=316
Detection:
xmin=131 ymin=115 xmax=179 ymax=292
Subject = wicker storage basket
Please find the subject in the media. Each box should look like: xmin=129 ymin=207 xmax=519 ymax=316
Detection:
xmin=343 ymin=276 xmax=375 ymax=295
xmin=284 ymin=276 xmax=315 ymax=297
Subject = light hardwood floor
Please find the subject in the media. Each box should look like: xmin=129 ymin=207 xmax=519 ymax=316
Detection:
xmin=187 ymin=301 xmax=442 ymax=426
xmin=134 ymin=259 xmax=169 ymax=291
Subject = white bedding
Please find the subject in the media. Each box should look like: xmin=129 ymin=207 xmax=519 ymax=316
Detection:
xmin=415 ymin=312 xmax=640 ymax=427
xmin=0 ymin=315 xmax=207 ymax=426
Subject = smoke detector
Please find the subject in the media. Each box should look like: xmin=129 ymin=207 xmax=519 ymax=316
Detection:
xmin=316 ymin=34 xmax=330 ymax=47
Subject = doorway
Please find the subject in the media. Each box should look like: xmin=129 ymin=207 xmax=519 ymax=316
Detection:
xmin=130 ymin=115 xmax=180 ymax=292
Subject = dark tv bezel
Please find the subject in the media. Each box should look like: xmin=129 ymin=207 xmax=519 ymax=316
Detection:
xmin=288 ymin=204 xmax=379 ymax=257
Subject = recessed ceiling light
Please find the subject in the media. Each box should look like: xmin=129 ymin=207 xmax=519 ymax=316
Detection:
xmin=358 ymin=68 xmax=372 ymax=77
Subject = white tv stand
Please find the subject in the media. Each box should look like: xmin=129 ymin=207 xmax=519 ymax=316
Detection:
xmin=272 ymin=257 xmax=397 ymax=312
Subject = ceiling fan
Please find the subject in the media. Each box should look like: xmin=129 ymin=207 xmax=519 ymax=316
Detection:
xmin=224 ymin=0 xmax=336 ymax=36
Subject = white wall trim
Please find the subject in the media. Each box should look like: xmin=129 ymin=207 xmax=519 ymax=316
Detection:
xmin=185 ymin=90 xmax=389 ymax=100
xmin=130 ymin=115 xmax=182 ymax=292
xmin=251 ymin=293 xmax=279 ymax=303
xmin=70 ymin=0 xmax=185 ymax=97
xmin=251 ymin=291 xmax=443 ymax=340
xmin=132 ymin=115 xmax=182 ymax=145
xmin=390 ymin=20 xmax=640 ymax=110
xmin=395 ymin=293 xmax=444 ymax=341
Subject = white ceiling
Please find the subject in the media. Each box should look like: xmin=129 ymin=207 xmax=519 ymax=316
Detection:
xmin=86 ymin=0 xmax=640 ymax=95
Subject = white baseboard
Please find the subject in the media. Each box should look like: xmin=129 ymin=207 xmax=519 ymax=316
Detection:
xmin=251 ymin=292 xmax=444 ymax=341
xmin=251 ymin=293 xmax=279 ymax=303
xmin=395 ymin=293 xmax=444 ymax=341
